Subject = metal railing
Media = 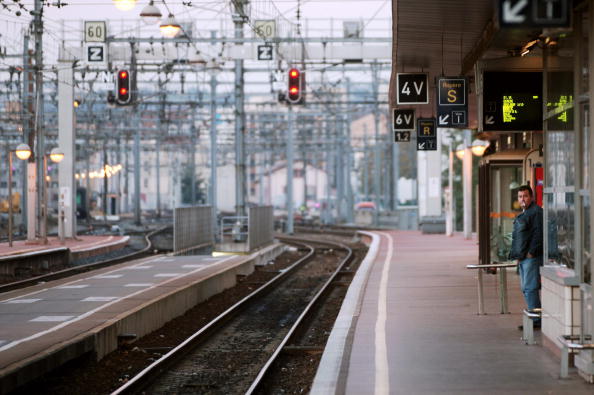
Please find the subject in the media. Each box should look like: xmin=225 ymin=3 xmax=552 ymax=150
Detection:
xmin=248 ymin=206 xmax=273 ymax=251
xmin=466 ymin=262 xmax=518 ymax=315
xmin=220 ymin=216 xmax=248 ymax=243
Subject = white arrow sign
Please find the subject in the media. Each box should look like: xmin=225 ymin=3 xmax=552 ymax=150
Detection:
xmin=439 ymin=114 xmax=450 ymax=125
xmin=503 ymin=0 xmax=528 ymax=23
xmin=418 ymin=142 xmax=426 ymax=150
xmin=485 ymin=115 xmax=495 ymax=125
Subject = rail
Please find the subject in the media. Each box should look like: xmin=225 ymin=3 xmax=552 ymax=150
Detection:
xmin=112 ymin=236 xmax=353 ymax=394
xmin=465 ymin=262 xmax=517 ymax=315
xmin=246 ymin=236 xmax=353 ymax=394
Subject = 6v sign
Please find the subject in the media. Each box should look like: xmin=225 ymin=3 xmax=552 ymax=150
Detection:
xmin=393 ymin=109 xmax=415 ymax=131
xmin=397 ymin=73 xmax=428 ymax=105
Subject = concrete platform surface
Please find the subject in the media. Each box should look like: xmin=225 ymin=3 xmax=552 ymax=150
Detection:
xmin=314 ymin=231 xmax=593 ymax=394
xmin=0 ymin=235 xmax=127 ymax=257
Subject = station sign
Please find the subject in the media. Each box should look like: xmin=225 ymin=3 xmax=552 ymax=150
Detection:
xmin=254 ymin=20 xmax=276 ymax=40
xmin=392 ymin=108 xmax=415 ymax=131
xmin=417 ymin=118 xmax=437 ymax=151
xmin=84 ymin=21 xmax=106 ymax=43
xmin=394 ymin=131 xmax=411 ymax=142
xmin=436 ymin=77 xmax=468 ymax=128
xmin=482 ymin=71 xmax=542 ymax=132
xmin=397 ymin=73 xmax=428 ymax=105
xmin=499 ymin=0 xmax=570 ymax=28
xmin=257 ymin=45 xmax=274 ymax=60
xmin=84 ymin=43 xmax=107 ymax=67
xmin=547 ymin=71 xmax=573 ymax=131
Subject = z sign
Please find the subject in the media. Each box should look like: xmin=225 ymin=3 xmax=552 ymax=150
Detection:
xmin=87 ymin=46 xmax=104 ymax=62
xmin=397 ymin=73 xmax=428 ymax=105
xmin=257 ymin=45 xmax=273 ymax=61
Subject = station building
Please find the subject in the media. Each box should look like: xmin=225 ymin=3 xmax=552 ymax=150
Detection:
xmin=390 ymin=0 xmax=594 ymax=380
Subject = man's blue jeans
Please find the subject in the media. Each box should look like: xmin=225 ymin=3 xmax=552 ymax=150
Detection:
xmin=519 ymin=257 xmax=542 ymax=321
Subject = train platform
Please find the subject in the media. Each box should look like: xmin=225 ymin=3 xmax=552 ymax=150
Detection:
xmin=313 ymin=231 xmax=593 ymax=394
xmin=0 ymin=242 xmax=285 ymax=393
xmin=0 ymin=235 xmax=128 ymax=258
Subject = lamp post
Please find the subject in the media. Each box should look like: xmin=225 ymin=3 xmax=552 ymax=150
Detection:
xmin=40 ymin=147 xmax=65 ymax=244
xmin=8 ymin=144 xmax=32 ymax=247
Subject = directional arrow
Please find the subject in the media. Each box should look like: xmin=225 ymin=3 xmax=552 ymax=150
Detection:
xmin=418 ymin=142 xmax=426 ymax=150
xmin=503 ymin=0 xmax=528 ymax=23
xmin=439 ymin=114 xmax=450 ymax=125
xmin=485 ymin=115 xmax=495 ymax=125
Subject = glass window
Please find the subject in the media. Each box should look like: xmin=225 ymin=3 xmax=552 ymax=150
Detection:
xmin=547 ymin=192 xmax=575 ymax=268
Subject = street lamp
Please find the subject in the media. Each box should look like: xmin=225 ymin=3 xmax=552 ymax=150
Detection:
xmin=160 ymin=14 xmax=182 ymax=38
xmin=455 ymin=144 xmax=465 ymax=160
xmin=471 ymin=139 xmax=490 ymax=156
xmin=140 ymin=0 xmax=162 ymax=24
xmin=113 ymin=0 xmax=137 ymax=11
xmin=7 ymin=143 xmax=31 ymax=247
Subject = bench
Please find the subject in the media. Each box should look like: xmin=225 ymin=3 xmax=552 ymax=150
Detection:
xmin=522 ymin=308 xmax=541 ymax=345
xmin=466 ymin=262 xmax=517 ymax=315
xmin=557 ymin=334 xmax=594 ymax=378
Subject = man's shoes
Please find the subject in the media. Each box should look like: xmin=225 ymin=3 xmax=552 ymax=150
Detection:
xmin=517 ymin=323 xmax=541 ymax=331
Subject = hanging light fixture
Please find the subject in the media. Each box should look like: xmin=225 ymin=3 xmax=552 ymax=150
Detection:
xmin=15 ymin=143 xmax=32 ymax=160
xmin=113 ymin=0 xmax=137 ymax=11
xmin=49 ymin=147 xmax=65 ymax=163
xmin=140 ymin=1 xmax=162 ymax=25
xmin=455 ymin=144 xmax=465 ymax=160
xmin=470 ymin=139 xmax=490 ymax=156
xmin=160 ymin=14 xmax=182 ymax=38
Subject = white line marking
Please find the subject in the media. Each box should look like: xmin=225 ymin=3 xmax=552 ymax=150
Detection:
xmin=4 ymin=298 xmax=41 ymax=304
xmin=93 ymin=274 xmax=123 ymax=279
xmin=127 ymin=265 xmax=153 ymax=270
xmin=0 ymin=255 xmax=236 ymax=353
xmin=56 ymin=284 xmax=89 ymax=289
xmin=375 ymin=232 xmax=393 ymax=395
xmin=30 ymin=316 xmax=74 ymax=322
xmin=154 ymin=273 xmax=182 ymax=277
xmin=0 ymin=255 xmax=162 ymax=303
xmin=181 ymin=264 xmax=205 ymax=269
xmin=124 ymin=283 xmax=153 ymax=287
xmin=0 ymin=340 xmax=6 ymax=347
xmin=82 ymin=296 xmax=119 ymax=302
xmin=160 ymin=258 xmax=174 ymax=262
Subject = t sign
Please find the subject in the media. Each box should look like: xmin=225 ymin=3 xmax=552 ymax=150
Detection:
xmin=397 ymin=73 xmax=429 ymax=104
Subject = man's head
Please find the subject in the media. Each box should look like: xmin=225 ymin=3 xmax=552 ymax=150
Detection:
xmin=517 ymin=185 xmax=533 ymax=210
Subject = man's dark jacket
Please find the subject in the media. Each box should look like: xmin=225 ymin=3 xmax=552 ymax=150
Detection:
xmin=509 ymin=202 xmax=543 ymax=260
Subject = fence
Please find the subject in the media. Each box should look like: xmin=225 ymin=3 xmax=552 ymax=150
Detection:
xmin=173 ymin=206 xmax=214 ymax=253
xmin=248 ymin=205 xmax=274 ymax=251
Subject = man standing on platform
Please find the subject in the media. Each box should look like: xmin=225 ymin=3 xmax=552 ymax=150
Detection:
xmin=509 ymin=185 xmax=543 ymax=329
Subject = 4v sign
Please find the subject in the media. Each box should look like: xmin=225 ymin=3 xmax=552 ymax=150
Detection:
xmin=397 ymin=73 xmax=428 ymax=105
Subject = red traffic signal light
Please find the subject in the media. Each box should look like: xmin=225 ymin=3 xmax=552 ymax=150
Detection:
xmin=116 ymin=69 xmax=131 ymax=105
xmin=287 ymin=68 xmax=302 ymax=104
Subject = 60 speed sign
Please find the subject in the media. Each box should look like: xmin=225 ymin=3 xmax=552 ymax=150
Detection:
xmin=393 ymin=108 xmax=415 ymax=131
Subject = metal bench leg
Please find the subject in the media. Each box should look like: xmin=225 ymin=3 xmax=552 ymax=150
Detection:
xmin=560 ymin=344 xmax=569 ymax=378
xmin=498 ymin=267 xmax=509 ymax=314
xmin=477 ymin=268 xmax=485 ymax=315
xmin=522 ymin=312 xmax=534 ymax=345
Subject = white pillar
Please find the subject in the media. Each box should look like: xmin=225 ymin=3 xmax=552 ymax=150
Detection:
xmin=417 ymin=137 xmax=443 ymax=219
xmin=58 ymin=62 xmax=76 ymax=238
xmin=463 ymin=129 xmax=473 ymax=239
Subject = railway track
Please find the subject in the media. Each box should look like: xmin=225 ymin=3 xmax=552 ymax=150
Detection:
xmin=111 ymin=236 xmax=354 ymax=395
xmin=0 ymin=226 xmax=171 ymax=294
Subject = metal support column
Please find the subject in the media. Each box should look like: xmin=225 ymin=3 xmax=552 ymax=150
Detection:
xmin=372 ymin=62 xmax=382 ymax=226
xmin=209 ymin=69 xmax=218 ymax=232
xmin=286 ymin=106 xmax=294 ymax=234
xmin=463 ymin=129 xmax=473 ymax=239
xmin=34 ymin=0 xmax=45 ymax=242
xmin=58 ymin=61 xmax=76 ymax=238
xmin=133 ymin=125 xmax=141 ymax=225
xmin=233 ymin=1 xmax=247 ymax=217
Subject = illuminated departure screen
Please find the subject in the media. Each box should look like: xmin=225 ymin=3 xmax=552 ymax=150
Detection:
xmin=547 ymin=71 xmax=573 ymax=131
xmin=483 ymin=72 xmax=542 ymax=132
